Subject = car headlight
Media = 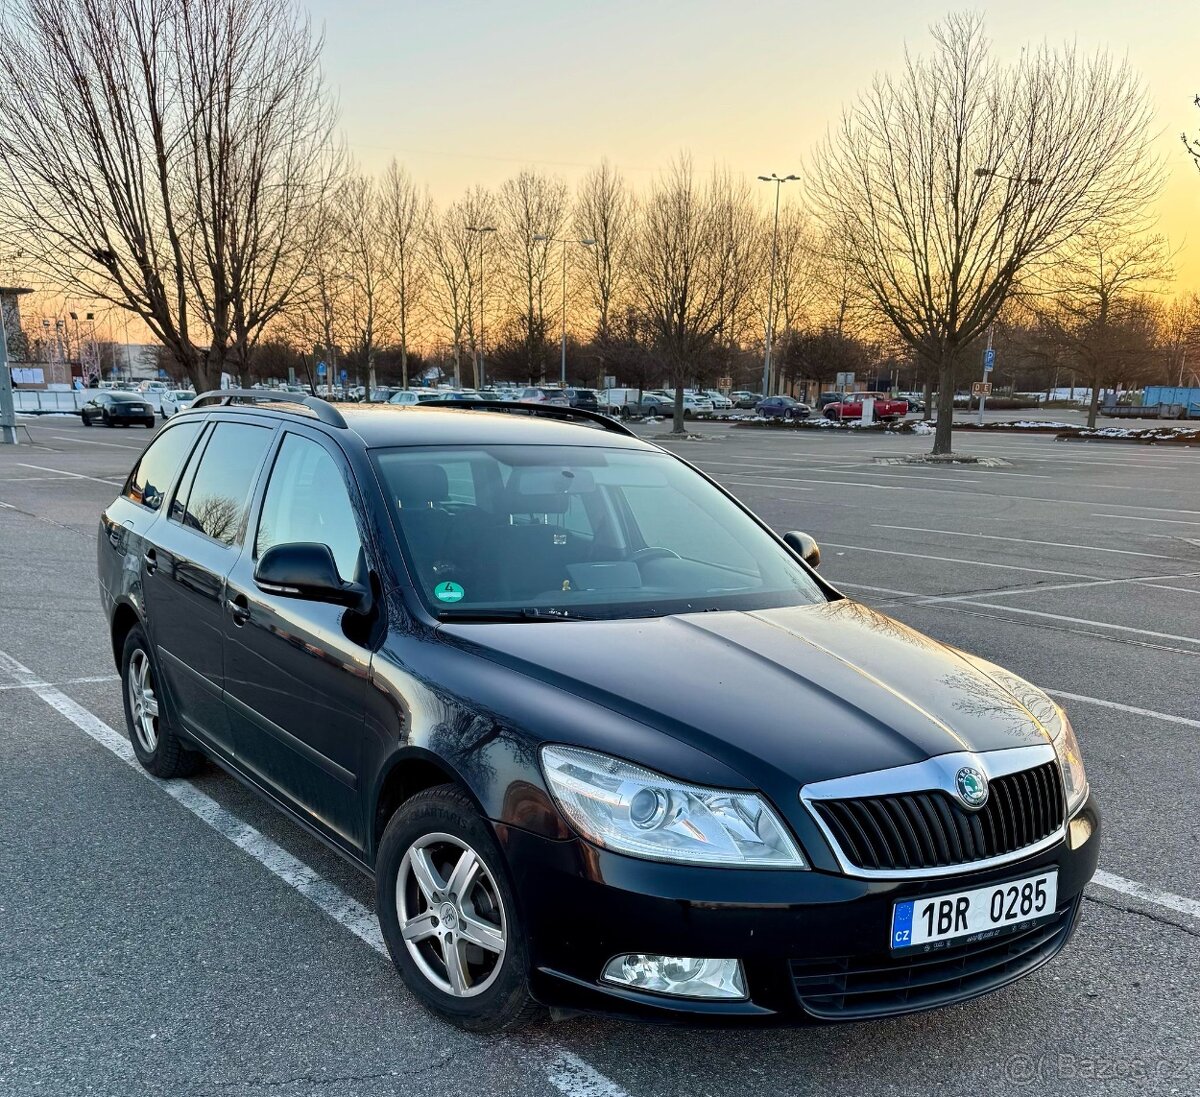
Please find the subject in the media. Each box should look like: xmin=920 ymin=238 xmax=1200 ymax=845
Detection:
xmin=540 ymin=745 xmax=806 ymax=868
xmin=1049 ymin=706 xmax=1088 ymax=816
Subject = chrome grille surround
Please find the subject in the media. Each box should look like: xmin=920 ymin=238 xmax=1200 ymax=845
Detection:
xmin=800 ymin=744 xmax=1066 ymax=880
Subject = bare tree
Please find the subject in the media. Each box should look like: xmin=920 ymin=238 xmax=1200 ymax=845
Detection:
xmin=708 ymin=169 xmax=763 ymax=390
xmin=1185 ymin=94 xmax=1200 ymax=175
xmin=424 ymin=200 xmax=474 ymax=387
xmin=498 ymin=171 xmax=567 ymax=380
xmin=0 ymin=0 xmax=339 ymax=392
xmin=574 ymin=160 xmax=633 ymax=361
xmin=380 ymin=160 xmax=430 ymax=389
xmin=1160 ymin=292 xmax=1200 ymax=386
xmin=1040 ymin=223 xmax=1171 ymax=424
xmin=630 ymin=155 xmax=730 ymax=433
xmin=809 ymin=14 xmax=1158 ymax=453
xmin=339 ymin=173 xmax=389 ymax=392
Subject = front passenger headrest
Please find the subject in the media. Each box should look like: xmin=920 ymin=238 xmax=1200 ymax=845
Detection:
xmin=395 ymin=462 xmax=449 ymax=508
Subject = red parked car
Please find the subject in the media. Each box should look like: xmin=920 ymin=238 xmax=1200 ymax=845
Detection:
xmin=823 ymin=393 xmax=909 ymax=422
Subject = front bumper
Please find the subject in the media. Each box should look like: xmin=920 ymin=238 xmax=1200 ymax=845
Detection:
xmin=497 ymin=792 xmax=1100 ymax=1024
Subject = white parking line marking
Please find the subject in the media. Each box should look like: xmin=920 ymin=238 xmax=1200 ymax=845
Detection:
xmin=819 ymin=543 xmax=1104 ymax=580
xmin=48 ymin=434 xmax=143 ymax=450
xmin=0 ymin=673 xmax=120 ymax=691
xmin=717 ymin=478 xmax=813 ymax=492
xmin=723 ymin=474 xmax=899 ymax=491
xmin=18 ymin=463 xmax=123 ymax=486
xmin=874 ymin=525 xmax=1179 ymax=560
xmin=836 ymin=578 xmax=1200 ymax=646
xmin=0 ymin=648 xmax=631 ymax=1097
xmin=1045 ymin=690 xmax=1200 ymax=731
xmin=1093 ymin=513 xmax=1200 ymax=528
xmin=950 ymin=601 xmax=1200 ymax=646
xmin=1091 ymin=871 xmax=1200 ymax=919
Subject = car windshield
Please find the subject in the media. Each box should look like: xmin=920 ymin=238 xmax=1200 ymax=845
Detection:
xmin=111 ymin=394 xmax=144 ymax=403
xmin=372 ymin=444 xmax=825 ymax=621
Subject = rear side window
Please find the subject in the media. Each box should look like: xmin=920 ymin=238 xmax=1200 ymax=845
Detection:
xmin=172 ymin=422 xmax=273 ymax=545
xmin=122 ymin=422 xmax=202 ymax=512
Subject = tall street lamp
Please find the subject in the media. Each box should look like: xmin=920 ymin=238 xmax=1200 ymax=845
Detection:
xmin=533 ymin=234 xmax=595 ymax=385
xmin=758 ymin=173 xmax=800 ymax=398
xmin=466 ymin=225 xmax=496 ymax=389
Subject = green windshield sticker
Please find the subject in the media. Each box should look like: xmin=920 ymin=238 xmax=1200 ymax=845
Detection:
xmin=433 ymin=581 xmax=465 ymax=603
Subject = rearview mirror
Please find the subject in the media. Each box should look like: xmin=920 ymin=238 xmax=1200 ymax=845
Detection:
xmin=255 ymin=543 xmax=369 ymax=609
xmin=783 ymin=531 xmax=821 ymax=569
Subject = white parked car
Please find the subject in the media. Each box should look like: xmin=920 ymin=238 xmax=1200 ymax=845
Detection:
xmin=702 ymin=390 xmax=733 ymax=411
xmin=388 ymin=388 xmax=442 ymax=406
xmin=159 ymin=389 xmax=196 ymax=419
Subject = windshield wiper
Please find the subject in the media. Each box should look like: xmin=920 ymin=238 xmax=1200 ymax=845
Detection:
xmin=437 ymin=608 xmax=579 ymax=623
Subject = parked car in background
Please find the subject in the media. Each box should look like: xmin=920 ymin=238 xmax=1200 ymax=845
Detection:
xmin=639 ymin=393 xmax=672 ymax=417
xmin=519 ymin=386 xmax=570 ymax=406
xmin=82 ymin=391 xmax=156 ymax=428
xmin=160 ymin=389 xmax=196 ymax=419
xmin=564 ymin=388 xmax=600 ymax=412
xmin=823 ymin=393 xmax=909 ymax=421
xmin=598 ymin=389 xmax=647 ymax=417
xmin=388 ymin=389 xmax=442 ymax=406
xmin=815 ymin=392 xmax=844 ymax=411
xmin=756 ymin=396 xmax=811 ymax=421
xmin=426 ymin=390 xmax=483 ymax=403
xmin=643 ymin=392 xmax=714 ymax=418
xmin=730 ymin=391 xmax=760 ymax=409
xmin=897 ymin=392 xmax=926 ymax=413
xmin=701 ymin=390 xmax=734 ymax=412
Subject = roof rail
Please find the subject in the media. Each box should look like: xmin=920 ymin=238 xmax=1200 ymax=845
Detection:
xmin=416 ymin=399 xmax=638 ymax=438
xmin=189 ymin=389 xmax=347 ymax=429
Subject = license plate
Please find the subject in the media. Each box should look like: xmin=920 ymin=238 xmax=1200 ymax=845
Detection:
xmin=890 ymin=870 xmax=1057 ymax=950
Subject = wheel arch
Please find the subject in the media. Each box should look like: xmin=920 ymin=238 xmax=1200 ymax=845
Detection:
xmin=370 ymin=748 xmax=480 ymax=864
xmin=110 ymin=600 xmax=142 ymax=670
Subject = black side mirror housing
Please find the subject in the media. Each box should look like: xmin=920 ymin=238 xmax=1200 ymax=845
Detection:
xmin=783 ymin=531 xmax=821 ymax=569
xmin=254 ymin=543 xmax=369 ymax=609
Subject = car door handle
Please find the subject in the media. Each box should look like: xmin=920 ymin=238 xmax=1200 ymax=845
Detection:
xmin=142 ymin=548 xmax=157 ymax=575
xmin=226 ymin=594 xmax=250 ymax=626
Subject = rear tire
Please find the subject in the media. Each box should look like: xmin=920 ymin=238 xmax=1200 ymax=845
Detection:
xmin=376 ymin=785 xmax=542 ymax=1033
xmin=120 ymin=626 xmax=203 ymax=778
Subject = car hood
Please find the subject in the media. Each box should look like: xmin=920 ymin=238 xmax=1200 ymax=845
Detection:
xmin=441 ymin=600 xmax=1052 ymax=790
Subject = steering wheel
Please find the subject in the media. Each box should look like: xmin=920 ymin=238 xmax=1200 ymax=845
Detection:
xmin=630 ymin=547 xmax=681 ymax=564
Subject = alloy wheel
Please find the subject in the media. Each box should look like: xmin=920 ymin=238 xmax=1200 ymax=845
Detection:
xmin=127 ymin=648 xmax=160 ymax=753
xmin=396 ymin=832 xmax=507 ymax=998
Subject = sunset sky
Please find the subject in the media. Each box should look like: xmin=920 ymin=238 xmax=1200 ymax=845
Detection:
xmin=309 ymin=0 xmax=1200 ymax=290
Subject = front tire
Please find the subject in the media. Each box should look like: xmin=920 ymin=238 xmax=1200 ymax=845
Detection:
xmin=376 ymin=785 xmax=541 ymax=1033
xmin=121 ymin=626 xmax=203 ymax=778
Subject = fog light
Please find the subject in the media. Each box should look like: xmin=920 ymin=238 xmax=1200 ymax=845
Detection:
xmin=601 ymin=954 xmax=747 ymax=1000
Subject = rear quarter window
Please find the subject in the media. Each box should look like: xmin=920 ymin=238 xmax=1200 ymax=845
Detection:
xmin=122 ymin=421 xmax=203 ymax=512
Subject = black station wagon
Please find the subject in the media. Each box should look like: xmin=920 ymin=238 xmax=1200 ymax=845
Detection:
xmin=98 ymin=391 xmax=1098 ymax=1031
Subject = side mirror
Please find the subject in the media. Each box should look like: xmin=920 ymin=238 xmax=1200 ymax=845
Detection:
xmin=254 ymin=543 xmax=369 ymax=609
xmin=783 ymin=531 xmax=821 ymax=569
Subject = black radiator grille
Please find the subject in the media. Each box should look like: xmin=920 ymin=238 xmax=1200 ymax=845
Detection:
xmin=812 ymin=761 xmax=1064 ymax=872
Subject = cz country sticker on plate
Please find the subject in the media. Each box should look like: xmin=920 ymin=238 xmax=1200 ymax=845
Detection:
xmin=890 ymin=869 xmax=1058 ymax=951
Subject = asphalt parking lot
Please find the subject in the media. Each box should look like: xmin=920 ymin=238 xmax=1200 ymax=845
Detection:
xmin=2 ymin=413 xmax=1198 ymax=1097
